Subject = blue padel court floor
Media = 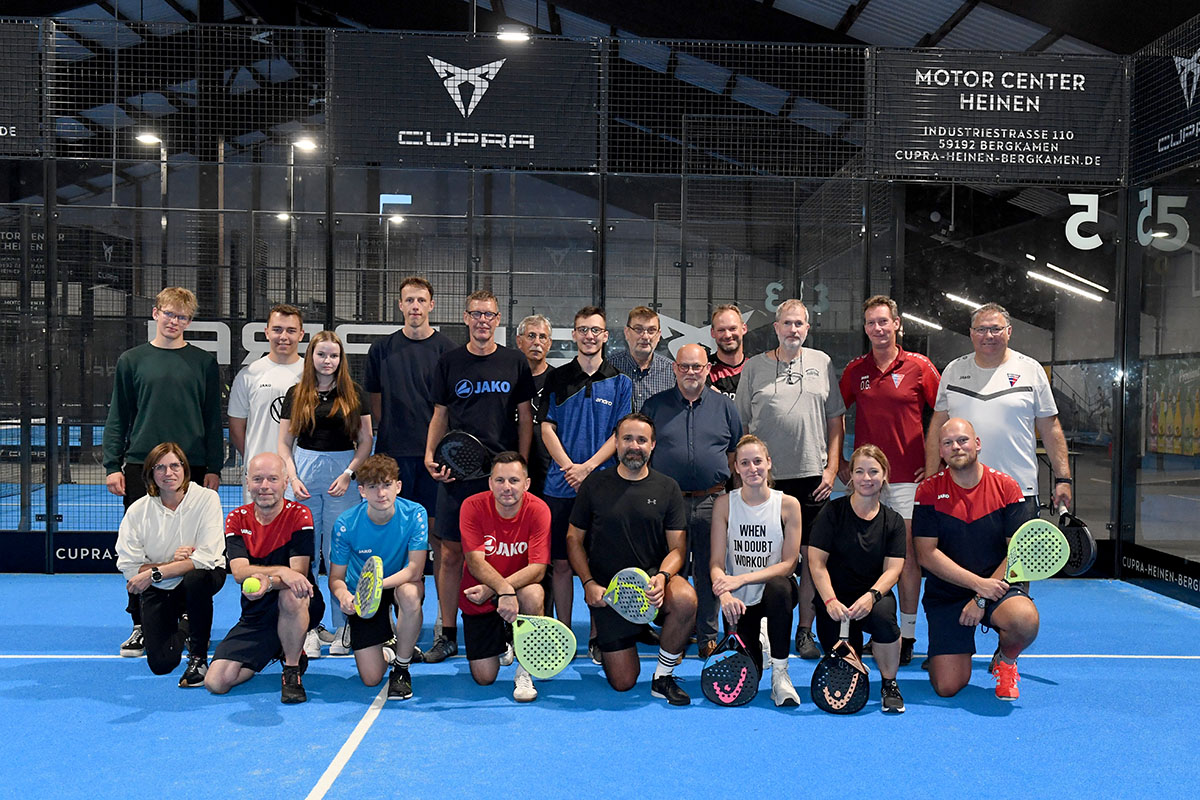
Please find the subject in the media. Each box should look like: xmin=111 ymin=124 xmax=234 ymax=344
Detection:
xmin=0 ymin=574 xmax=1197 ymax=798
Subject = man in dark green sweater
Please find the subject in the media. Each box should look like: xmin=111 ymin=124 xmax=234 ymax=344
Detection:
xmin=104 ymin=287 xmax=224 ymax=657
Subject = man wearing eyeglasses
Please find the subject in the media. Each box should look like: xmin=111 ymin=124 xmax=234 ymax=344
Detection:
xmin=642 ymin=343 xmax=742 ymax=658
xmin=925 ymin=302 xmax=1072 ymax=517
xmin=736 ymin=299 xmax=845 ymax=661
xmin=516 ymin=314 xmax=556 ymax=498
xmin=104 ymin=286 xmax=223 ymax=659
xmin=539 ymin=307 xmax=632 ymax=634
xmin=611 ymin=306 xmax=676 ymax=412
xmin=423 ymin=290 xmax=535 ymax=663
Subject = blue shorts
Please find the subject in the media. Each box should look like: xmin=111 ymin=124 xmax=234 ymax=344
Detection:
xmin=923 ymin=583 xmax=1032 ymax=657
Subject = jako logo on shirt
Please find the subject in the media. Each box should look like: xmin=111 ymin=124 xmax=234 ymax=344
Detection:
xmin=455 ymin=379 xmax=512 ymax=398
xmin=937 ymin=493 xmax=950 ymax=500
xmin=484 ymin=535 xmax=528 ymax=557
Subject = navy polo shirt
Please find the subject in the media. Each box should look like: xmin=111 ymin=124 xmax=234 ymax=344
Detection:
xmin=641 ymin=386 xmax=742 ymax=491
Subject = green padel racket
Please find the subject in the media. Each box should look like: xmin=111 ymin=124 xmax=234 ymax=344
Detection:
xmin=512 ymin=615 xmax=577 ymax=679
xmin=354 ymin=555 xmax=384 ymax=619
xmin=1006 ymin=519 xmax=1070 ymax=583
xmin=602 ymin=567 xmax=658 ymax=625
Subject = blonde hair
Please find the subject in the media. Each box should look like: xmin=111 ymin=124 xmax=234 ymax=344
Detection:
xmin=848 ymin=444 xmax=890 ymax=495
xmin=155 ymin=287 xmax=198 ymax=317
xmin=734 ymin=434 xmax=774 ymax=488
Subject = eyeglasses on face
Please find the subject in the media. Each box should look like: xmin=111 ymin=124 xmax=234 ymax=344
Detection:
xmin=153 ymin=462 xmax=185 ymax=473
xmin=157 ymin=309 xmax=192 ymax=323
xmin=574 ymin=325 xmax=606 ymax=336
xmin=676 ymin=363 xmax=706 ymax=373
xmin=467 ymin=310 xmax=500 ymax=321
xmin=971 ymin=325 xmax=1009 ymax=336
xmin=627 ymin=325 xmax=659 ymax=337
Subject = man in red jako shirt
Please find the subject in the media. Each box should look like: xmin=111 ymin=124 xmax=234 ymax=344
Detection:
xmin=459 ymin=452 xmax=551 ymax=702
xmin=839 ymin=295 xmax=940 ymax=665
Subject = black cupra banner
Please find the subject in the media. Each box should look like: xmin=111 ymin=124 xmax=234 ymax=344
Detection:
xmin=330 ymin=33 xmax=599 ymax=169
xmin=1130 ymin=42 xmax=1200 ymax=184
xmin=0 ymin=22 xmax=41 ymax=157
xmin=871 ymin=50 xmax=1125 ymax=184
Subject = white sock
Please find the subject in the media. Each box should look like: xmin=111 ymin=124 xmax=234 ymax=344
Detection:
xmin=653 ymin=649 xmax=682 ymax=679
xmin=900 ymin=613 xmax=917 ymax=639
xmin=770 ymin=657 xmax=790 ymax=675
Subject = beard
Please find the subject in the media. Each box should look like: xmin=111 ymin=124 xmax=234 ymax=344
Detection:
xmin=619 ymin=450 xmax=648 ymax=470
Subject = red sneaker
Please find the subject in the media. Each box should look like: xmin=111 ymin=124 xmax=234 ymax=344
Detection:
xmin=993 ymin=658 xmax=1020 ymax=701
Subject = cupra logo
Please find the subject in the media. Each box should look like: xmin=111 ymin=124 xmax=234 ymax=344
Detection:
xmin=1174 ymin=49 xmax=1200 ymax=109
xmin=427 ymin=56 xmax=507 ymax=118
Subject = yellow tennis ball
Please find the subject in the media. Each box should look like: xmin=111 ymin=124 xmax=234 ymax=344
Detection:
xmin=243 ymin=576 xmax=261 ymax=594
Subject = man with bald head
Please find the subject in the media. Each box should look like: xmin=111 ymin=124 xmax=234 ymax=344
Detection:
xmin=913 ymin=418 xmax=1040 ymax=702
xmin=642 ymin=343 xmax=742 ymax=658
xmin=206 ymin=452 xmax=325 ymax=704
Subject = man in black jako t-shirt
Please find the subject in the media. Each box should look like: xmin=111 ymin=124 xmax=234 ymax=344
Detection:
xmin=566 ymin=413 xmax=698 ymax=705
xmin=423 ymin=290 xmax=535 ymax=663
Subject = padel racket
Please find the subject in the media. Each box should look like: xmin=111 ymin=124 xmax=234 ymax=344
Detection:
xmin=434 ymin=430 xmax=492 ymax=481
xmin=353 ymin=555 xmax=384 ymax=619
xmin=1006 ymin=519 xmax=1070 ymax=582
xmin=602 ymin=567 xmax=658 ymax=624
xmin=810 ymin=619 xmax=869 ymax=715
xmin=512 ymin=615 xmax=576 ymax=679
xmin=701 ymin=633 xmax=759 ymax=707
xmin=1057 ymin=509 xmax=1097 ymax=577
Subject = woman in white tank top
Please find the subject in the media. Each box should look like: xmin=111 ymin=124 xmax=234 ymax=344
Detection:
xmin=710 ymin=435 xmax=803 ymax=707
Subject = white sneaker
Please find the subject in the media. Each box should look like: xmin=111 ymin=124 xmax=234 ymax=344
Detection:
xmin=315 ymin=624 xmax=336 ymax=645
xmin=760 ymin=618 xmax=771 ymax=670
xmin=499 ymin=642 xmax=515 ymax=667
xmin=513 ymin=666 xmax=538 ymax=702
xmin=771 ymin=660 xmax=800 ymax=707
xmin=382 ymin=644 xmax=396 ymax=665
xmin=329 ymin=626 xmax=351 ymax=656
xmin=304 ymin=628 xmax=323 ymax=659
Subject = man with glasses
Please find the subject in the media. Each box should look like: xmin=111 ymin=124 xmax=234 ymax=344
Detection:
xmin=516 ymin=314 xmax=556 ymax=498
xmin=540 ymin=307 xmax=632 ymax=635
xmin=611 ymin=306 xmax=676 ymax=412
xmin=839 ymin=295 xmax=941 ymax=665
xmin=642 ymin=343 xmax=742 ymax=658
xmin=104 ymin=287 xmax=223 ymax=658
xmin=423 ymin=290 xmax=535 ymax=663
xmin=925 ymin=302 xmax=1072 ymax=517
xmin=736 ymin=299 xmax=845 ymax=660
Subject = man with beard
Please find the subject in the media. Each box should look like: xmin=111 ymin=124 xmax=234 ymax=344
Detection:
xmin=566 ymin=414 xmax=697 ymax=705
xmin=707 ymin=305 xmax=748 ymax=401
xmin=914 ymin=418 xmax=1039 ymax=702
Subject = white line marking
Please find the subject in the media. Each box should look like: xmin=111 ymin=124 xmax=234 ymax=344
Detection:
xmin=1168 ymin=494 xmax=1200 ymax=503
xmin=304 ymin=683 xmax=388 ymax=800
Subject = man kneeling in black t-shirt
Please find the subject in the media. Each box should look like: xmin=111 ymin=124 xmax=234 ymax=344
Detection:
xmin=566 ymin=413 xmax=698 ymax=705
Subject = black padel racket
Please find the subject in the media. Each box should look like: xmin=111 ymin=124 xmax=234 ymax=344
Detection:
xmin=701 ymin=633 xmax=760 ymax=707
xmin=1057 ymin=509 xmax=1097 ymax=577
xmin=434 ymin=430 xmax=492 ymax=481
xmin=810 ymin=619 xmax=869 ymax=715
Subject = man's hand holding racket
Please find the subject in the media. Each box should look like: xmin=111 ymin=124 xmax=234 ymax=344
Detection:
xmin=975 ymin=576 xmax=1010 ymax=602
xmin=582 ymin=577 xmax=606 ymax=608
xmin=823 ymin=595 xmax=851 ymax=622
xmin=646 ymin=571 xmax=668 ymax=608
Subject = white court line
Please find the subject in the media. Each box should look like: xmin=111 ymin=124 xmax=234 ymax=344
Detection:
xmin=304 ymin=683 xmax=389 ymax=800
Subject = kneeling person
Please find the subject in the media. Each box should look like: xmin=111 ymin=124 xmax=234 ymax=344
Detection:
xmin=460 ymin=452 xmax=551 ymax=702
xmin=567 ymin=413 xmax=698 ymax=705
xmin=914 ymin=418 xmax=1039 ymax=701
xmin=116 ymin=443 xmax=226 ymax=687
xmin=329 ymin=454 xmax=428 ymax=701
xmin=205 ymin=453 xmax=326 ymax=704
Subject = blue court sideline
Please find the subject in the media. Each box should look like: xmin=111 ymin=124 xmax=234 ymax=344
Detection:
xmin=0 ymin=575 xmax=1197 ymax=798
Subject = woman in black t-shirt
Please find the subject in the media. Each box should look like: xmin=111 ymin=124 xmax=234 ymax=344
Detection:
xmin=808 ymin=444 xmax=906 ymax=712
xmin=278 ymin=330 xmax=372 ymax=645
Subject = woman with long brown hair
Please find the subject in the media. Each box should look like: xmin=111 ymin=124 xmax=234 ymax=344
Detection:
xmin=278 ymin=330 xmax=372 ymax=652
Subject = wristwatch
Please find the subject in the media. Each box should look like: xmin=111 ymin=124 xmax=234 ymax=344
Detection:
xmin=151 ymin=567 xmax=163 ymax=583
xmin=974 ymin=595 xmax=987 ymax=609
xmin=868 ymin=589 xmax=882 ymax=604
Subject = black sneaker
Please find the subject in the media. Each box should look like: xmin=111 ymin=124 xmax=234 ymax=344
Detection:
xmin=899 ymin=637 xmax=916 ymax=667
xmin=410 ymin=645 xmax=425 ymax=664
xmin=120 ymin=625 xmax=145 ymax=657
xmin=281 ymin=664 xmax=307 ymax=704
xmin=794 ymin=628 xmax=821 ymax=660
xmin=650 ymin=674 xmax=691 ymax=706
xmin=178 ymin=654 xmax=208 ymax=688
xmin=387 ymin=665 xmax=413 ymax=701
xmin=636 ymin=626 xmax=661 ymax=646
xmin=881 ymin=678 xmax=905 ymax=713
xmin=423 ymin=635 xmax=457 ymax=664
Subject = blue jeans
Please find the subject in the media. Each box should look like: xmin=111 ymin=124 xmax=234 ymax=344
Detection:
xmin=288 ymin=445 xmax=359 ymax=630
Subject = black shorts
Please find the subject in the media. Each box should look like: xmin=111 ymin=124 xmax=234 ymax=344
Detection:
xmin=592 ymin=603 xmax=669 ymax=653
xmin=434 ymin=477 xmax=490 ymax=543
xmin=462 ymin=611 xmax=510 ymax=661
xmin=212 ymin=590 xmax=321 ymax=672
xmin=396 ymin=455 xmax=439 ymax=517
xmin=924 ymin=584 xmax=1032 ymax=657
xmin=774 ymin=475 xmax=826 ymax=548
xmin=812 ymin=590 xmax=900 ymax=654
xmin=544 ymin=494 xmax=575 ymax=562
xmin=347 ymin=597 xmax=399 ymax=651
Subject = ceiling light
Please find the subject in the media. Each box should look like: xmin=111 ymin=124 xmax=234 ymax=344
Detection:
xmin=1027 ymin=271 xmax=1103 ymax=302
xmin=903 ymin=312 xmax=943 ymax=331
xmin=136 ymin=133 xmax=162 ymax=145
xmin=1043 ymin=262 xmax=1108 ymax=293
xmin=275 ymin=212 xmax=290 ymax=221
xmin=388 ymin=214 xmax=405 ymax=224
xmin=497 ymin=24 xmax=530 ymax=42
xmin=292 ymin=137 xmax=317 ymax=151
xmin=944 ymin=293 xmax=982 ymax=310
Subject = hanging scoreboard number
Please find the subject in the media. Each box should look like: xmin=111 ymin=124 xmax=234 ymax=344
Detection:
xmin=1065 ymin=191 xmax=1191 ymax=252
